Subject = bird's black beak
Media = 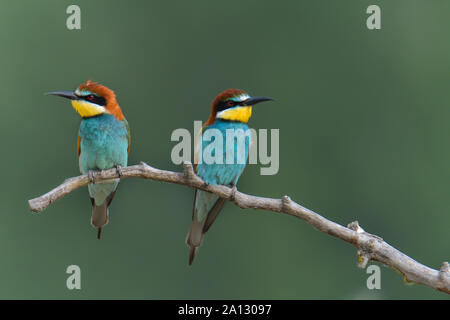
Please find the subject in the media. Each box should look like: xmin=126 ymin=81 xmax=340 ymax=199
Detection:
xmin=45 ymin=91 xmax=80 ymax=100
xmin=242 ymin=96 xmax=274 ymax=106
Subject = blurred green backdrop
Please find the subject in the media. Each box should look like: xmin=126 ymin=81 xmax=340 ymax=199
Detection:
xmin=0 ymin=0 xmax=449 ymax=299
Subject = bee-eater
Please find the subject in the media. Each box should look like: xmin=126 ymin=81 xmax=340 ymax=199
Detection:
xmin=46 ymin=80 xmax=130 ymax=239
xmin=186 ymin=89 xmax=273 ymax=265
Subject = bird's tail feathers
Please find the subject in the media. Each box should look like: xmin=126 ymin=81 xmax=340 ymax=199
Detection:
xmin=91 ymin=202 xmax=109 ymax=239
xmin=90 ymin=191 xmax=116 ymax=240
xmin=186 ymin=214 xmax=206 ymax=266
xmin=185 ymin=194 xmax=227 ymax=266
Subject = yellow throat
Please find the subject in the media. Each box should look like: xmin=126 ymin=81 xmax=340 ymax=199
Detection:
xmin=217 ymin=106 xmax=252 ymax=123
xmin=71 ymin=100 xmax=106 ymax=118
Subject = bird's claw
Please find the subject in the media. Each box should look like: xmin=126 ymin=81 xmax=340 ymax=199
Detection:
xmin=229 ymin=185 xmax=238 ymax=202
xmin=116 ymin=165 xmax=123 ymax=179
xmin=88 ymin=170 xmax=95 ymax=183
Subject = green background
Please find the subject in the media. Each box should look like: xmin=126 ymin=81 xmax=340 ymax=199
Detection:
xmin=0 ymin=0 xmax=449 ymax=299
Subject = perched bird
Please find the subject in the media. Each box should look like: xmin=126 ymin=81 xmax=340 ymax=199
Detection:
xmin=46 ymin=80 xmax=130 ymax=239
xmin=186 ymin=89 xmax=273 ymax=265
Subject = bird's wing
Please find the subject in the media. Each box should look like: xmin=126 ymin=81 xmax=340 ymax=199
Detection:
xmin=193 ymin=125 xmax=203 ymax=173
xmin=123 ymin=119 xmax=131 ymax=156
xmin=128 ymin=135 xmax=131 ymax=156
xmin=202 ymin=197 xmax=226 ymax=233
xmin=193 ymin=123 xmax=211 ymax=173
xmin=186 ymin=189 xmax=225 ymax=265
xmin=77 ymin=135 xmax=81 ymax=157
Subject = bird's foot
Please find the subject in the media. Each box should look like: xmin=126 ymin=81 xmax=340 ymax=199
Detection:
xmin=201 ymin=181 xmax=209 ymax=189
xmin=88 ymin=170 xmax=95 ymax=184
xmin=116 ymin=165 xmax=123 ymax=179
xmin=229 ymin=185 xmax=238 ymax=202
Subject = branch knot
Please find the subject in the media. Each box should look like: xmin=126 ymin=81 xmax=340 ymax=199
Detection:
xmin=440 ymin=262 xmax=450 ymax=278
xmin=183 ymin=161 xmax=195 ymax=181
xmin=347 ymin=221 xmax=365 ymax=233
xmin=229 ymin=185 xmax=238 ymax=203
xmin=281 ymin=195 xmax=292 ymax=212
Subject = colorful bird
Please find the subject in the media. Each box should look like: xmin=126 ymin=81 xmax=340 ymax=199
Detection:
xmin=186 ymin=89 xmax=273 ymax=265
xmin=46 ymin=80 xmax=130 ymax=239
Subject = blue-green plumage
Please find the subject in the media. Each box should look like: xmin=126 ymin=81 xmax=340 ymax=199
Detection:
xmin=46 ymin=80 xmax=131 ymax=239
xmin=187 ymin=119 xmax=251 ymax=264
xmin=185 ymin=89 xmax=273 ymax=265
xmin=195 ymin=120 xmax=250 ymax=220
xmin=78 ymin=113 xmax=129 ymax=236
xmin=79 ymin=114 xmax=129 ymax=176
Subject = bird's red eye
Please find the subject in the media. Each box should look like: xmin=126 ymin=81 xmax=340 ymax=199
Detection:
xmin=88 ymin=95 xmax=94 ymax=100
xmin=227 ymin=101 xmax=234 ymax=106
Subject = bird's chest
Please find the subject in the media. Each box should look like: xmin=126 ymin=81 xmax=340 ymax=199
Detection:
xmin=78 ymin=116 xmax=128 ymax=172
xmin=196 ymin=121 xmax=251 ymax=185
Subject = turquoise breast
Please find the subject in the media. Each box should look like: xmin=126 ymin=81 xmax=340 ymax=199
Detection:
xmin=194 ymin=120 xmax=251 ymax=221
xmin=196 ymin=120 xmax=250 ymax=186
xmin=78 ymin=114 xmax=129 ymax=205
xmin=78 ymin=114 xmax=129 ymax=173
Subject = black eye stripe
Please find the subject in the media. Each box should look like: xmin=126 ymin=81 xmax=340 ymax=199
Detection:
xmin=215 ymin=99 xmax=237 ymax=112
xmin=79 ymin=94 xmax=106 ymax=106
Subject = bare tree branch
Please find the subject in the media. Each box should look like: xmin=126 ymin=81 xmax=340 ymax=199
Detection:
xmin=28 ymin=161 xmax=450 ymax=294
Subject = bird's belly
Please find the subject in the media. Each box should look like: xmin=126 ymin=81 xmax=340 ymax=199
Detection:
xmin=88 ymin=180 xmax=118 ymax=205
xmin=197 ymin=139 xmax=249 ymax=185
xmin=79 ymin=134 xmax=128 ymax=173
xmin=198 ymin=163 xmax=246 ymax=186
xmin=79 ymin=135 xmax=126 ymax=205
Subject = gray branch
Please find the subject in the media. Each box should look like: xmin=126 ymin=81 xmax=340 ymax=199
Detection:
xmin=28 ymin=161 xmax=450 ymax=294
